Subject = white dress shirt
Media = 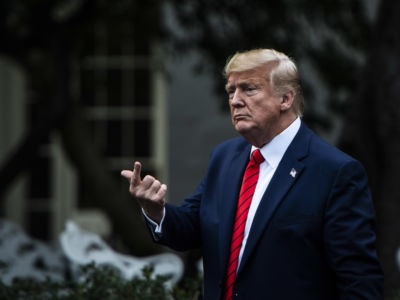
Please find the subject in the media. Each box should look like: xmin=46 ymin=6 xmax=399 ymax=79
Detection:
xmin=237 ymin=117 xmax=300 ymax=267
xmin=145 ymin=118 xmax=301 ymax=268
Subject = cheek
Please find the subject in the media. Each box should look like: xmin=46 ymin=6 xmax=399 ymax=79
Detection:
xmin=229 ymin=102 xmax=235 ymax=115
xmin=252 ymin=106 xmax=277 ymax=123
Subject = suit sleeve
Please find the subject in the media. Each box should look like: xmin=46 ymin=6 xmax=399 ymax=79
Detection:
xmin=324 ymin=159 xmax=384 ymax=299
xmin=145 ymin=176 xmax=205 ymax=251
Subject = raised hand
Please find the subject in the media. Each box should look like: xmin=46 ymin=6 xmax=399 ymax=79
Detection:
xmin=121 ymin=161 xmax=167 ymax=224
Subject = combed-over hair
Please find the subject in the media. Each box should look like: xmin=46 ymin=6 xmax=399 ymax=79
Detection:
xmin=224 ymin=49 xmax=304 ymax=116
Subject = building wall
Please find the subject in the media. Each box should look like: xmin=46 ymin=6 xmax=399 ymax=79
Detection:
xmin=168 ymin=52 xmax=237 ymax=204
xmin=0 ymin=58 xmax=27 ymax=226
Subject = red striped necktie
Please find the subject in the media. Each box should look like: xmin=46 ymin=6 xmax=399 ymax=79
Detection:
xmin=223 ymin=149 xmax=264 ymax=300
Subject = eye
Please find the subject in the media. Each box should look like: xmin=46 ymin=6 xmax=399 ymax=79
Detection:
xmin=227 ymin=89 xmax=235 ymax=98
xmin=245 ymin=86 xmax=257 ymax=94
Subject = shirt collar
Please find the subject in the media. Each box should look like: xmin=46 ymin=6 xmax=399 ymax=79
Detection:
xmin=251 ymin=117 xmax=301 ymax=169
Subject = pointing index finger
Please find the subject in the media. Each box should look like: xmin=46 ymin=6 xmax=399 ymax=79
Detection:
xmin=131 ymin=161 xmax=142 ymax=187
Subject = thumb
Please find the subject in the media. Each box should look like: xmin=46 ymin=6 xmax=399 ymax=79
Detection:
xmin=121 ymin=170 xmax=133 ymax=180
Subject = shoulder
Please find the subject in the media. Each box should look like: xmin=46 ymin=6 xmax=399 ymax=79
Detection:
xmin=301 ymin=124 xmax=363 ymax=171
xmin=202 ymin=136 xmax=250 ymax=174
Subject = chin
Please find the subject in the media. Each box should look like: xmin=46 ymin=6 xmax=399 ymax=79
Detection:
xmin=234 ymin=124 xmax=251 ymax=135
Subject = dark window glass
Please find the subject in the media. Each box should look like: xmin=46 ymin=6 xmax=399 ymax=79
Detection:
xmin=107 ymin=69 xmax=122 ymax=106
xmin=27 ymin=211 xmax=50 ymax=241
xmin=106 ymin=120 xmax=122 ymax=156
xmin=29 ymin=156 xmax=51 ymax=199
xmin=87 ymin=120 xmax=107 ymax=157
xmin=133 ymin=69 xmax=151 ymax=107
xmin=133 ymin=119 xmax=151 ymax=157
xmin=120 ymin=70 xmax=135 ymax=107
xmin=81 ymin=69 xmax=96 ymax=106
xmin=28 ymin=102 xmax=50 ymax=144
xmin=87 ymin=120 xmax=97 ymax=141
xmin=77 ymin=176 xmax=93 ymax=208
xmin=108 ymin=22 xmax=123 ymax=56
xmin=140 ymin=167 xmax=156 ymax=179
xmin=133 ymin=31 xmax=150 ymax=56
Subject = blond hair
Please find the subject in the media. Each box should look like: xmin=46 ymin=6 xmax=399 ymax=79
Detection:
xmin=224 ymin=49 xmax=304 ymax=116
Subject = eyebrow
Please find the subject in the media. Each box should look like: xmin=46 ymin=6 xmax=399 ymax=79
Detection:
xmin=225 ymin=79 xmax=261 ymax=91
xmin=225 ymin=83 xmax=233 ymax=91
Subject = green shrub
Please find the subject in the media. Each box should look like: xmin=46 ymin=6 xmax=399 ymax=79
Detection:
xmin=390 ymin=291 xmax=400 ymax=300
xmin=0 ymin=263 xmax=202 ymax=300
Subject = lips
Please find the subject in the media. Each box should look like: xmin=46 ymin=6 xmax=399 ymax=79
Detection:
xmin=233 ymin=114 xmax=249 ymax=120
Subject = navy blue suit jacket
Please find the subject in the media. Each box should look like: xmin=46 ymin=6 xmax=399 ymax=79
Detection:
xmin=152 ymin=122 xmax=383 ymax=299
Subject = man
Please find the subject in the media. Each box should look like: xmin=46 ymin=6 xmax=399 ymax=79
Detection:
xmin=121 ymin=49 xmax=383 ymax=299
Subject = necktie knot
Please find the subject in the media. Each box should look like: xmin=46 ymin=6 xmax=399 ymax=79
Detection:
xmin=251 ymin=149 xmax=264 ymax=166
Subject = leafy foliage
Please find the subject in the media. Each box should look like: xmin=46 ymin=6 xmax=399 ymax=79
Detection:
xmin=0 ymin=263 xmax=203 ymax=300
xmin=389 ymin=291 xmax=400 ymax=300
xmin=166 ymin=0 xmax=375 ymax=132
xmin=0 ymin=0 xmax=164 ymax=254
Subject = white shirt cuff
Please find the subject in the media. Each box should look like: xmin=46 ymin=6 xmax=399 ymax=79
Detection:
xmin=142 ymin=207 xmax=166 ymax=233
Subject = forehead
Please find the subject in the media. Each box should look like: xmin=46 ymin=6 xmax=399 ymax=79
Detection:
xmin=226 ymin=67 xmax=269 ymax=87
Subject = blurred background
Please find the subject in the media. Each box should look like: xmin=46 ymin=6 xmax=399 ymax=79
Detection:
xmin=0 ymin=0 xmax=399 ymax=297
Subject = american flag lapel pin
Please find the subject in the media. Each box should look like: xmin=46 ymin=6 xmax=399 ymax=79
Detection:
xmin=290 ymin=168 xmax=297 ymax=178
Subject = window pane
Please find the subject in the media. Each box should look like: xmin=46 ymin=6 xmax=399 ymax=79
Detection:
xmin=107 ymin=69 xmax=122 ymax=106
xmin=106 ymin=120 xmax=122 ymax=156
xmin=29 ymin=156 xmax=51 ymax=199
xmin=28 ymin=102 xmax=50 ymax=144
xmin=133 ymin=119 xmax=151 ymax=157
xmin=81 ymin=69 xmax=96 ymax=106
xmin=77 ymin=175 xmax=93 ymax=208
xmin=133 ymin=69 xmax=151 ymax=107
xmin=140 ymin=167 xmax=156 ymax=179
xmin=107 ymin=22 xmax=123 ymax=56
xmin=27 ymin=211 xmax=50 ymax=240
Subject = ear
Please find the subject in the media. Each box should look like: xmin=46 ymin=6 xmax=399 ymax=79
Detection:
xmin=280 ymin=91 xmax=295 ymax=112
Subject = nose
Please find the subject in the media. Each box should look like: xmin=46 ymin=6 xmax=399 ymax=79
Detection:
xmin=230 ymin=90 xmax=244 ymax=107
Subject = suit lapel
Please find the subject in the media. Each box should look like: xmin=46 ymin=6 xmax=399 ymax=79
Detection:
xmin=218 ymin=143 xmax=251 ymax=277
xmin=236 ymin=123 xmax=311 ymax=276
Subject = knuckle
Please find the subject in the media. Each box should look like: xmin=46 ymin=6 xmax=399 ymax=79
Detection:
xmin=129 ymin=185 xmax=136 ymax=194
xmin=151 ymin=194 xmax=163 ymax=203
xmin=153 ymin=181 xmax=161 ymax=190
xmin=144 ymin=175 xmax=155 ymax=181
xmin=131 ymin=188 xmax=146 ymax=200
xmin=160 ymin=190 xmax=167 ymax=198
xmin=140 ymin=190 xmax=149 ymax=199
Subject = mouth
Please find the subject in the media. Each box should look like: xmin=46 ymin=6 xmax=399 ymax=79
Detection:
xmin=233 ymin=114 xmax=249 ymax=121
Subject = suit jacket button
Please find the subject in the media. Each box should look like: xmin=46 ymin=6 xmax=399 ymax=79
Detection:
xmin=234 ymin=292 xmax=239 ymax=297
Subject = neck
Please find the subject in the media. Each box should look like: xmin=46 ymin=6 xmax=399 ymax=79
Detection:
xmin=245 ymin=114 xmax=298 ymax=148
